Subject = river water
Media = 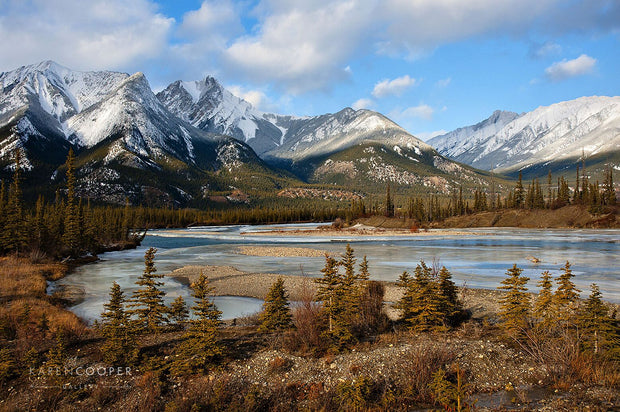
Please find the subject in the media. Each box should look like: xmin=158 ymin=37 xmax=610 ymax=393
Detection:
xmin=54 ymin=224 xmax=620 ymax=323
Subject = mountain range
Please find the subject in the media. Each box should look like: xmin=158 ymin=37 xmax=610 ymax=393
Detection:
xmin=1 ymin=61 xmax=617 ymax=206
xmin=429 ymin=96 xmax=620 ymax=178
xmin=0 ymin=61 xmax=496 ymax=205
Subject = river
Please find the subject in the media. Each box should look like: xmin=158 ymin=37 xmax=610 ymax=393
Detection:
xmin=54 ymin=224 xmax=620 ymax=323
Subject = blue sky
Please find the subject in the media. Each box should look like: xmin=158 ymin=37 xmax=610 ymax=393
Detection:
xmin=0 ymin=0 xmax=619 ymax=140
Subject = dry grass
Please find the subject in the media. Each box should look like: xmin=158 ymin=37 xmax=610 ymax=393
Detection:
xmin=0 ymin=256 xmax=86 ymax=343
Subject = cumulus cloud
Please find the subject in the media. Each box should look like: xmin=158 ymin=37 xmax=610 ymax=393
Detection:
xmin=545 ymin=54 xmax=597 ymax=81
xmin=223 ymin=1 xmax=374 ymax=94
xmin=0 ymin=0 xmax=173 ymax=72
xmin=372 ymin=75 xmax=417 ymax=98
xmin=352 ymin=98 xmax=373 ymax=110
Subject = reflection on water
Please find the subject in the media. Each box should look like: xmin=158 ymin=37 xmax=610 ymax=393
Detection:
xmin=55 ymin=224 xmax=620 ymax=322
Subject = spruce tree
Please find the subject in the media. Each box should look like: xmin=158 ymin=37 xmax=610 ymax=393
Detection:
xmin=3 ymin=149 xmax=27 ymax=253
xmin=395 ymin=271 xmax=414 ymax=322
xmin=385 ymin=184 xmax=394 ymax=217
xmin=130 ymin=247 xmax=168 ymax=333
xmin=406 ymin=262 xmax=445 ymax=332
xmin=169 ymin=295 xmax=190 ymax=327
xmin=553 ymin=261 xmax=581 ymax=324
xmin=497 ymin=264 xmax=530 ymax=336
xmin=100 ymin=282 xmax=136 ymax=365
xmin=258 ymin=277 xmax=293 ymax=332
xmin=315 ymin=253 xmax=355 ymax=348
xmin=533 ymin=271 xmax=554 ymax=325
xmin=578 ymin=284 xmax=615 ymax=355
xmin=172 ymin=272 xmax=223 ymax=374
xmin=437 ymin=266 xmax=462 ymax=325
xmin=62 ymin=148 xmax=81 ymax=256
xmin=514 ymin=171 xmax=524 ymax=208
xmin=315 ymin=254 xmax=342 ymax=333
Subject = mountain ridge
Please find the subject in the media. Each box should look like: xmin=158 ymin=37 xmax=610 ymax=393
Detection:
xmin=430 ymin=96 xmax=620 ymax=176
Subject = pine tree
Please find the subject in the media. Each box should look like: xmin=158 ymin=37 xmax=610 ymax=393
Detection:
xmin=437 ymin=266 xmax=462 ymax=325
xmin=100 ymin=282 xmax=136 ymax=365
xmin=258 ymin=277 xmax=293 ymax=332
xmin=533 ymin=271 xmax=554 ymax=325
xmin=395 ymin=270 xmax=414 ymax=320
xmin=3 ymin=149 xmax=27 ymax=253
xmin=385 ymin=184 xmax=394 ymax=217
xmin=315 ymin=254 xmax=342 ymax=333
xmin=62 ymin=148 xmax=81 ymax=256
xmin=603 ymin=165 xmax=616 ymax=205
xmin=169 ymin=295 xmax=189 ymax=327
xmin=315 ymin=253 xmax=355 ymax=348
xmin=578 ymin=284 xmax=615 ymax=355
xmin=497 ymin=264 xmax=530 ymax=336
xmin=514 ymin=171 xmax=524 ymax=208
xmin=553 ymin=261 xmax=581 ymax=324
xmin=130 ymin=247 xmax=168 ymax=333
xmin=172 ymin=272 xmax=223 ymax=374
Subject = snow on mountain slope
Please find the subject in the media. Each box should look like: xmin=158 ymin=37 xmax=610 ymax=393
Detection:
xmin=268 ymin=107 xmax=433 ymax=161
xmin=157 ymin=77 xmax=289 ymax=155
xmin=0 ymin=60 xmax=128 ymax=123
xmin=430 ymin=96 xmax=620 ymax=172
xmin=158 ymin=77 xmax=432 ymax=162
xmin=428 ymin=110 xmax=521 ymax=166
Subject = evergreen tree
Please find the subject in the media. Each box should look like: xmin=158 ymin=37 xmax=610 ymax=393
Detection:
xmin=578 ymin=284 xmax=615 ymax=355
xmin=172 ymin=272 xmax=223 ymax=374
xmin=497 ymin=264 xmax=530 ymax=336
xmin=62 ymin=148 xmax=81 ymax=256
xmin=603 ymin=165 xmax=616 ymax=205
xmin=169 ymin=295 xmax=190 ymax=327
xmin=437 ymin=266 xmax=462 ymax=325
xmin=395 ymin=271 xmax=414 ymax=321
xmin=514 ymin=171 xmax=524 ymax=208
xmin=553 ymin=261 xmax=581 ymax=323
xmin=533 ymin=271 xmax=554 ymax=325
xmin=315 ymin=254 xmax=342 ymax=333
xmin=315 ymin=253 xmax=355 ymax=348
xmin=100 ymin=282 xmax=136 ymax=365
xmin=258 ymin=277 xmax=293 ymax=332
xmin=385 ymin=184 xmax=394 ymax=217
xmin=130 ymin=247 xmax=168 ymax=333
xmin=3 ymin=149 xmax=27 ymax=253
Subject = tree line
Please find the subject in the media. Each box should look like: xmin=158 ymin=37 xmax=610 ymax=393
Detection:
xmin=364 ymin=166 xmax=617 ymax=223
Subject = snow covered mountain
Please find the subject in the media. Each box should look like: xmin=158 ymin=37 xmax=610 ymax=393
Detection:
xmin=0 ymin=60 xmax=503 ymax=202
xmin=156 ymin=75 xmax=493 ymax=194
xmin=157 ymin=77 xmax=432 ymax=162
xmin=0 ymin=61 xmax=280 ymax=205
xmin=429 ymin=97 xmax=620 ymax=174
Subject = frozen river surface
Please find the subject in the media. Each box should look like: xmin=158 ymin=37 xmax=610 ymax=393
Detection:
xmin=55 ymin=224 xmax=620 ymax=322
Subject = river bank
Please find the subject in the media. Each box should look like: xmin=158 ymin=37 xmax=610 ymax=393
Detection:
xmin=167 ymin=264 xmax=506 ymax=320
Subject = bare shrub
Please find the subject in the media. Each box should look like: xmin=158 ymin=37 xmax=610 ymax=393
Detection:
xmin=399 ymin=340 xmax=456 ymax=403
xmin=282 ymin=280 xmax=327 ymax=356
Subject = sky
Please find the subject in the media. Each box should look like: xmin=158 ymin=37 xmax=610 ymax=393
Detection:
xmin=0 ymin=0 xmax=619 ymax=140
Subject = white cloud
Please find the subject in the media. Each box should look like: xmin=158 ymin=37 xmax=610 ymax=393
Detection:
xmin=223 ymin=1 xmax=374 ymax=93
xmin=391 ymin=104 xmax=434 ymax=121
xmin=372 ymin=75 xmax=417 ymax=98
xmin=545 ymin=54 xmax=597 ymax=81
xmin=530 ymin=41 xmax=562 ymax=58
xmin=0 ymin=0 xmax=173 ymax=72
xmin=436 ymin=77 xmax=451 ymax=88
xmin=352 ymin=98 xmax=373 ymax=110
